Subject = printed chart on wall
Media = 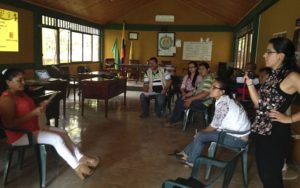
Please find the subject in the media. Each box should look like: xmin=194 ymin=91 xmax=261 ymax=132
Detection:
xmin=0 ymin=8 xmax=19 ymax=52
xmin=182 ymin=39 xmax=212 ymax=61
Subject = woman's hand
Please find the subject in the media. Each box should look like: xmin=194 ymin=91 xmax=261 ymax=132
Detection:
xmin=269 ymin=109 xmax=292 ymax=124
xmin=243 ymin=73 xmax=253 ymax=86
xmin=184 ymin=98 xmax=192 ymax=108
xmin=39 ymin=100 xmax=49 ymax=108
xmin=32 ymin=106 xmax=46 ymax=116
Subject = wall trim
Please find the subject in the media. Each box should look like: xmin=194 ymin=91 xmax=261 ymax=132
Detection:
xmin=104 ymin=23 xmax=233 ymax=32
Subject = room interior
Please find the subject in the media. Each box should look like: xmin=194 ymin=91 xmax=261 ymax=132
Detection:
xmin=0 ymin=0 xmax=300 ymax=187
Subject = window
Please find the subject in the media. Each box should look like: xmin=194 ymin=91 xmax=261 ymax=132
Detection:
xmin=72 ymin=32 xmax=83 ymax=62
xmin=41 ymin=15 xmax=101 ymax=65
xmin=42 ymin=28 xmax=57 ymax=65
xmin=59 ymin=29 xmax=70 ymax=64
xmin=234 ymin=23 xmax=254 ymax=69
xmin=83 ymin=34 xmax=92 ymax=61
xmin=92 ymin=35 xmax=99 ymax=61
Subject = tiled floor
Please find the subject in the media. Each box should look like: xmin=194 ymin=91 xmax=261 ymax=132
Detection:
xmin=0 ymin=91 xmax=300 ymax=188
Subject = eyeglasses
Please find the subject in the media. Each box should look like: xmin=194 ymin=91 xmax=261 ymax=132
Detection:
xmin=212 ymin=85 xmax=222 ymax=90
xmin=265 ymin=50 xmax=278 ymax=55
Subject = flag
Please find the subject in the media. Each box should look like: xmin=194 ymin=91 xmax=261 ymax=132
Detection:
xmin=129 ymin=41 xmax=133 ymax=61
xmin=121 ymin=22 xmax=126 ymax=64
xmin=112 ymin=38 xmax=120 ymax=69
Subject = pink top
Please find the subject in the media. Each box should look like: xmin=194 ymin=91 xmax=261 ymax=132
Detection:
xmin=1 ymin=91 xmax=39 ymax=144
xmin=180 ymin=74 xmax=202 ymax=92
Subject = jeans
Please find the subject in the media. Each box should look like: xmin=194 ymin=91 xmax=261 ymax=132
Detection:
xmin=140 ymin=93 xmax=166 ymax=117
xmin=183 ymin=131 xmax=247 ymax=164
xmin=170 ymin=98 xmax=207 ymax=123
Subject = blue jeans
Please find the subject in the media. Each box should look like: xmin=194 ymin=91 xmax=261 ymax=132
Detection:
xmin=170 ymin=98 xmax=207 ymax=123
xmin=183 ymin=131 xmax=247 ymax=163
xmin=140 ymin=93 xmax=166 ymax=117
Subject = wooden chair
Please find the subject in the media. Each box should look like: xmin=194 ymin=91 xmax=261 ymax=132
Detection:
xmin=127 ymin=59 xmax=140 ymax=82
xmin=162 ymin=135 xmax=245 ymax=188
xmin=0 ymin=124 xmax=59 ymax=188
xmin=104 ymin=58 xmax=115 ymax=71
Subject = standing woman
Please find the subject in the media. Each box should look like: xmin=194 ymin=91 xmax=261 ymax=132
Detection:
xmin=180 ymin=61 xmax=202 ymax=99
xmin=245 ymin=37 xmax=300 ymax=188
xmin=0 ymin=68 xmax=99 ymax=180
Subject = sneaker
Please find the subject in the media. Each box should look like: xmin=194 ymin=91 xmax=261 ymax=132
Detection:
xmin=184 ymin=161 xmax=194 ymax=168
xmin=139 ymin=114 xmax=149 ymax=119
xmin=282 ymin=169 xmax=298 ymax=180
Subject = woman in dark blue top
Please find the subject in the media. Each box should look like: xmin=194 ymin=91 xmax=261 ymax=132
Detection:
xmin=245 ymin=37 xmax=300 ymax=188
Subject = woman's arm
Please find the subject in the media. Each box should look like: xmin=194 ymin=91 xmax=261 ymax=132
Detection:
xmin=0 ymin=96 xmax=44 ymax=128
xmin=180 ymin=75 xmax=188 ymax=96
xmin=269 ymin=72 xmax=300 ymax=124
xmin=244 ymin=75 xmax=260 ymax=108
xmin=269 ymin=109 xmax=300 ymax=124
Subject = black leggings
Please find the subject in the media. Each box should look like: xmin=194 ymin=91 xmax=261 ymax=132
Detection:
xmin=254 ymin=124 xmax=291 ymax=188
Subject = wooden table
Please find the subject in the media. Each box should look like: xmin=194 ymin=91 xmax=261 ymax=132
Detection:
xmin=80 ymin=77 xmax=127 ymax=117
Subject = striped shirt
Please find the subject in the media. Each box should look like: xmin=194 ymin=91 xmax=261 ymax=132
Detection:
xmin=144 ymin=68 xmax=171 ymax=93
xmin=194 ymin=73 xmax=215 ymax=106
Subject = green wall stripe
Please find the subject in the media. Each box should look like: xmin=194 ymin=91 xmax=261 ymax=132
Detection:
xmin=104 ymin=23 xmax=233 ymax=32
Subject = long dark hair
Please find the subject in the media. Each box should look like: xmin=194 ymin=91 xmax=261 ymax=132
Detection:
xmin=0 ymin=68 xmax=23 ymax=94
xmin=269 ymin=37 xmax=298 ymax=78
xmin=187 ymin=61 xmax=199 ymax=87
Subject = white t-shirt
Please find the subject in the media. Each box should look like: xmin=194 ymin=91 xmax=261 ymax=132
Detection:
xmin=211 ymin=95 xmax=250 ymax=137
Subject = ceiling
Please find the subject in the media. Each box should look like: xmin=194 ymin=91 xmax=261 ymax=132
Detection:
xmin=22 ymin=0 xmax=262 ymax=26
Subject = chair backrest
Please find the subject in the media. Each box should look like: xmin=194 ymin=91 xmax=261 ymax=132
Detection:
xmin=77 ymin=66 xmax=91 ymax=74
xmin=161 ymin=60 xmax=172 ymax=66
xmin=105 ymin=58 xmax=115 ymax=69
xmin=129 ymin=59 xmax=140 ymax=65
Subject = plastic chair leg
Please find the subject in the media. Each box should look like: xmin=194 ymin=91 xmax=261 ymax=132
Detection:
xmin=182 ymin=109 xmax=190 ymax=131
xmin=35 ymin=145 xmax=47 ymax=188
xmin=241 ymin=145 xmax=249 ymax=187
xmin=17 ymin=148 xmax=26 ymax=170
xmin=3 ymin=148 xmax=13 ymax=185
xmin=205 ymin=142 xmax=217 ymax=180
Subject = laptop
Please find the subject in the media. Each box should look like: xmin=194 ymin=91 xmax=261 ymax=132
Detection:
xmin=35 ymin=69 xmax=51 ymax=80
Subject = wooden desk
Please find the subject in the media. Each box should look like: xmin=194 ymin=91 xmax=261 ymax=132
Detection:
xmin=80 ymin=77 xmax=127 ymax=117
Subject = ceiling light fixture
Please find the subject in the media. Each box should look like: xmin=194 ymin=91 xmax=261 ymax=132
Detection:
xmin=155 ymin=15 xmax=175 ymax=23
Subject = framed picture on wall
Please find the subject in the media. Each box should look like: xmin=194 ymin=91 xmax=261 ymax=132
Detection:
xmin=129 ymin=32 xmax=138 ymax=40
xmin=157 ymin=32 xmax=175 ymax=57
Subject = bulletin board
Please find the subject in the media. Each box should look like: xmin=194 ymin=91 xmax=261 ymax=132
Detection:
xmin=182 ymin=40 xmax=212 ymax=61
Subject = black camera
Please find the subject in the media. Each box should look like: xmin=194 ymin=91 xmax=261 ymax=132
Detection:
xmin=240 ymin=71 xmax=255 ymax=79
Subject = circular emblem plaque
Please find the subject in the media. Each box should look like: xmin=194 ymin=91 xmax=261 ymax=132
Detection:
xmin=160 ymin=35 xmax=173 ymax=50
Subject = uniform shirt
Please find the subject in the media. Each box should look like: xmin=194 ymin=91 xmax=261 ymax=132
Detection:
xmin=144 ymin=67 xmax=171 ymax=93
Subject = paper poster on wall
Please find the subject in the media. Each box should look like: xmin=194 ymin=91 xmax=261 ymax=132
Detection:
xmin=182 ymin=40 xmax=212 ymax=61
xmin=0 ymin=8 xmax=19 ymax=52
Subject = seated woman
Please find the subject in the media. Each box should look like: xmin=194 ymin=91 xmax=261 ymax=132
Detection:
xmin=0 ymin=68 xmax=99 ymax=180
xmin=180 ymin=61 xmax=202 ymax=100
xmin=165 ymin=62 xmax=213 ymax=127
xmin=175 ymin=78 xmax=250 ymax=166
